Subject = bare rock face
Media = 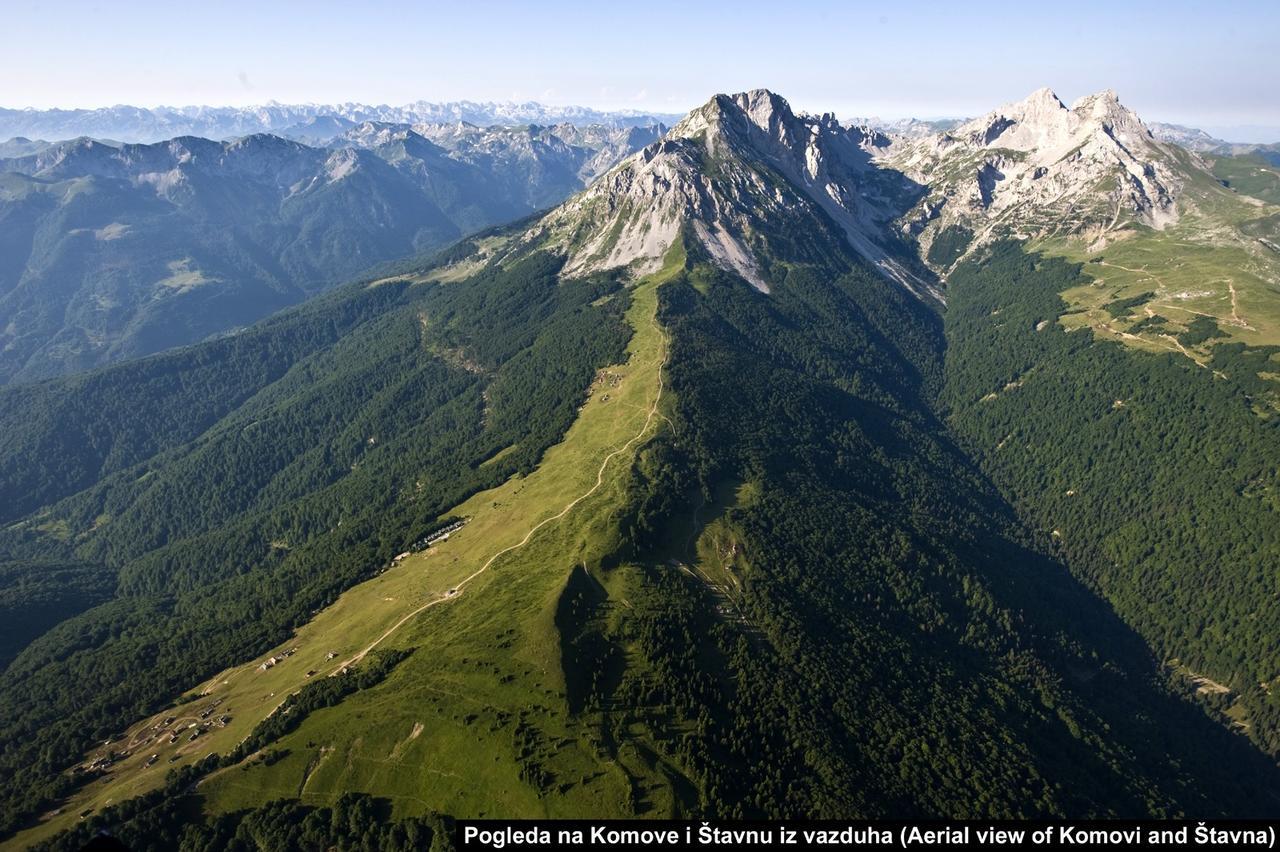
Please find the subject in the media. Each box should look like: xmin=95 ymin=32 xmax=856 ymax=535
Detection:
xmin=536 ymin=131 xmax=777 ymax=291
xmin=537 ymin=89 xmax=936 ymax=299
xmin=889 ymin=87 xmax=1187 ymax=266
xmin=524 ymin=86 xmax=1210 ymax=299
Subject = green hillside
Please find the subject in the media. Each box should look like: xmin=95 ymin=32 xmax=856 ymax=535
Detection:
xmin=6 ymin=88 xmax=1280 ymax=850
xmin=944 ymin=241 xmax=1280 ymax=760
xmin=0 ymin=240 xmax=635 ymax=843
xmin=13 ymin=222 xmax=1280 ymax=848
xmin=1214 ymin=148 xmax=1280 ymax=205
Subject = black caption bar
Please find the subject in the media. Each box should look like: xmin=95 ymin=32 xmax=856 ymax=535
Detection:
xmin=456 ymin=819 xmax=1278 ymax=851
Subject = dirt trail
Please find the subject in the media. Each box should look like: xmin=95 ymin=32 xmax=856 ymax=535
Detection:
xmin=1101 ymin=259 xmax=1251 ymax=330
xmin=1228 ymin=280 xmax=1252 ymax=328
xmin=31 ymin=303 xmax=671 ymax=844
xmin=329 ymin=308 xmax=669 ymax=675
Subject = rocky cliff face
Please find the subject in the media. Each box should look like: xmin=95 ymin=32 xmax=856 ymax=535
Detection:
xmin=887 ymin=88 xmax=1192 ymax=265
xmin=534 ymin=89 xmax=935 ymax=298
xmin=522 ymin=86 xmax=1234 ymax=300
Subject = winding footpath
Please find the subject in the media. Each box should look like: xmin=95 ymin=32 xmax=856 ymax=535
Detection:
xmin=329 ymin=307 xmax=669 ymax=675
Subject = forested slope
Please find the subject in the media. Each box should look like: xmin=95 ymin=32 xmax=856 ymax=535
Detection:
xmin=566 ymin=237 xmax=1280 ymax=818
xmin=943 ymin=241 xmax=1280 ymax=758
xmin=8 ymin=88 xmax=1280 ymax=848
xmin=0 ymin=246 xmax=632 ymax=838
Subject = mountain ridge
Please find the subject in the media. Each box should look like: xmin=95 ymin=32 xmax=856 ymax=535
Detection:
xmin=889 ymin=85 xmax=1186 ymax=253
xmin=0 ymin=101 xmax=682 ymax=144
xmin=531 ymin=89 xmax=935 ymax=298
xmin=9 ymin=144 xmax=1280 ymax=845
xmin=0 ymin=121 xmax=663 ymax=383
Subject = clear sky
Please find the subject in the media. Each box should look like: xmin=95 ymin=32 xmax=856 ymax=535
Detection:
xmin=3 ymin=0 xmax=1278 ymax=139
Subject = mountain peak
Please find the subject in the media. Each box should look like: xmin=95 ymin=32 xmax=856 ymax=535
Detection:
xmin=669 ymin=88 xmax=799 ymax=145
xmin=723 ymin=88 xmax=796 ymax=132
xmin=539 ymin=88 xmax=936 ymax=299
xmin=1070 ymin=88 xmax=1150 ymax=141
xmin=891 ymin=85 xmax=1183 ymax=262
xmin=1072 ymin=87 xmax=1120 ymax=108
xmin=1024 ymin=86 xmax=1067 ymax=110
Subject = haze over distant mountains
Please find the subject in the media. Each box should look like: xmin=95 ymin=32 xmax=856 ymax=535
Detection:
xmin=4 ymin=84 xmax=1278 ymax=387
xmin=0 ymin=120 xmax=664 ymax=383
xmin=0 ymin=101 xmax=682 ymax=144
xmin=6 ymin=99 xmax=1278 ymax=151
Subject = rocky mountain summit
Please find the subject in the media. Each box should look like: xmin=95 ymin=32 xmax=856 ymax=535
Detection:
xmin=509 ymin=87 xmax=1235 ymax=302
xmin=887 ymin=87 xmax=1189 ymax=264
xmin=2 ymin=86 xmax=1261 ymax=384
xmin=533 ymin=89 xmax=934 ymax=297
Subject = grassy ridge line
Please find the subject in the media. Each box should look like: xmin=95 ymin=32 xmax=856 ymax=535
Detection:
xmin=328 ymin=291 xmax=669 ymax=676
xmin=9 ymin=259 xmax=676 ymax=848
xmin=196 ymin=257 xmax=681 ymax=820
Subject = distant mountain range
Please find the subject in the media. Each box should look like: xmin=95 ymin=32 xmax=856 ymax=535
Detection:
xmin=1146 ymin=121 xmax=1231 ymax=152
xmin=0 ymin=121 xmax=663 ymax=383
xmin=0 ymin=101 xmax=682 ymax=144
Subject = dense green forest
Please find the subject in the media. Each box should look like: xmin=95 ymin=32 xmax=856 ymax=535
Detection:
xmin=35 ymin=783 xmax=449 ymax=852
xmin=9 ymin=228 xmax=1280 ymax=845
xmin=559 ymin=235 xmax=1280 ymax=818
xmin=0 ymin=280 xmax=415 ymax=527
xmin=942 ymin=240 xmax=1280 ymax=758
xmin=0 ymin=559 xmax=112 ymax=670
xmin=0 ymin=249 xmax=631 ymax=838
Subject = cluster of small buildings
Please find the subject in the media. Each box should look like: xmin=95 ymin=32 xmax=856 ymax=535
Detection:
xmin=81 ymin=752 xmax=123 ymax=774
xmin=74 ymin=696 xmax=239 ymax=784
xmin=406 ymin=518 xmax=468 ymax=554
xmin=257 ymin=646 xmax=299 ymax=672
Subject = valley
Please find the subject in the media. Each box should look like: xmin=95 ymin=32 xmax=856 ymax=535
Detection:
xmin=0 ymin=122 xmax=663 ymax=384
xmin=9 ymin=251 xmax=676 ymax=848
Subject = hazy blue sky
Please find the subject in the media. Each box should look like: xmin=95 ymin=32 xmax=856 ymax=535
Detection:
xmin=4 ymin=0 xmax=1278 ymax=138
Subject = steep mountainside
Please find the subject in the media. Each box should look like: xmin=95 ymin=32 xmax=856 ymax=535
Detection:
xmin=0 ymin=124 xmax=658 ymax=383
xmin=944 ymin=240 xmax=1280 ymax=765
xmin=5 ymin=90 xmax=1280 ymax=850
xmin=534 ymin=89 xmax=934 ymax=298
